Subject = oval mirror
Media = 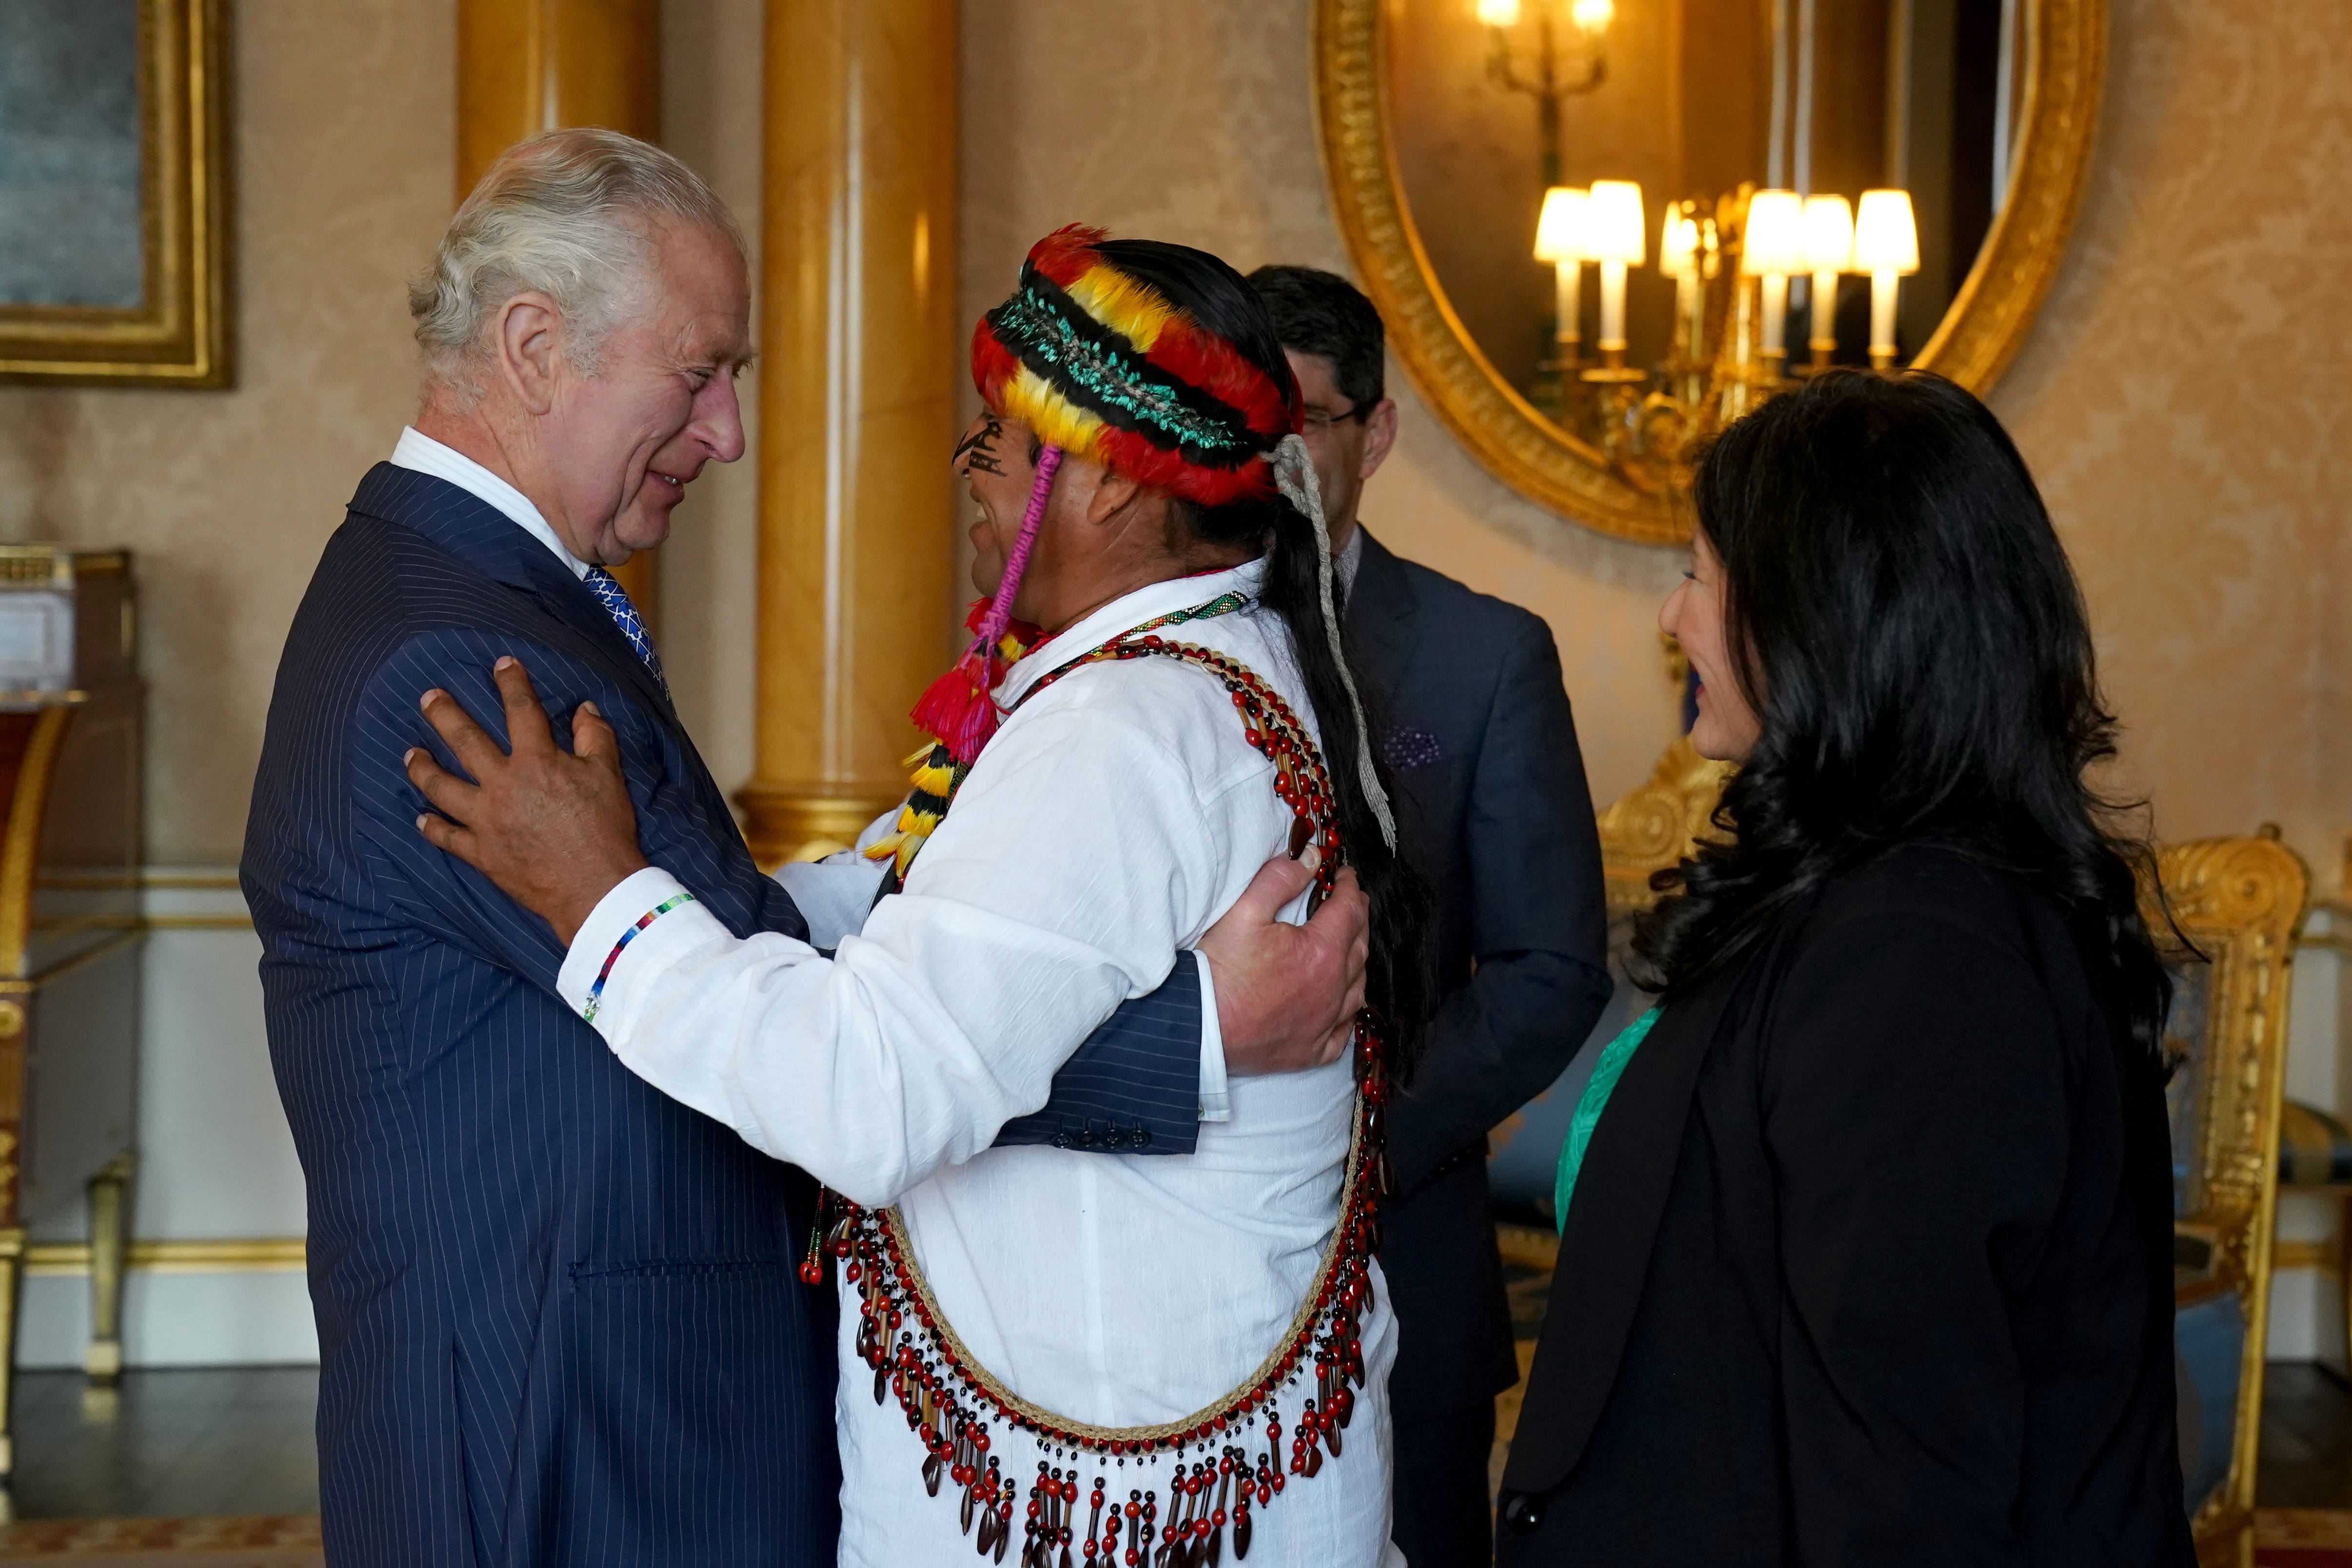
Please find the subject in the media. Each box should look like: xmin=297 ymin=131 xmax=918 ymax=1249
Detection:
xmin=1314 ymin=0 xmax=2105 ymax=544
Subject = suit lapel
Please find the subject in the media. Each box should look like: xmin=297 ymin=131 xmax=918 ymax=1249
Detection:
xmin=348 ymin=464 xmax=677 ymax=724
xmin=1499 ymin=968 xmax=1741 ymax=1495
xmin=1343 ymin=527 xmax=1425 ymax=704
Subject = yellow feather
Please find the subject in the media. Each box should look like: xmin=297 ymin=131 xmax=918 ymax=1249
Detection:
xmin=911 ymin=761 xmax=955 ymax=796
xmin=1064 ymin=263 xmax=1176 ymax=351
xmin=1000 ymin=368 xmax=1113 ymax=465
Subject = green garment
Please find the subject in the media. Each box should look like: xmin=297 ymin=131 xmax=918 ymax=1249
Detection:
xmin=1554 ymin=1006 xmax=1662 ymax=1233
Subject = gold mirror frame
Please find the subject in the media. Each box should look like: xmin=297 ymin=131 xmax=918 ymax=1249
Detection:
xmin=1311 ymin=0 xmax=2107 ymax=546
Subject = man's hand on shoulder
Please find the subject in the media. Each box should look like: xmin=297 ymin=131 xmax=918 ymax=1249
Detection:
xmin=1202 ymin=849 xmax=1369 ymax=1076
xmin=404 ymin=656 xmax=649 ymax=945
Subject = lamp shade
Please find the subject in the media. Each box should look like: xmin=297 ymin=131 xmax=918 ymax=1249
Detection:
xmin=1658 ymin=211 xmax=1699 ymax=279
xmin=1533 ymin=186 xmax=1589 ymax=263
xmin=1476 ymin=0 xmax=1522 ymax=25
xmin=1740 ymin=189 xmax=1805 ymax=276
xmin=1801 ymin=194 xmax=1855 ymax=274
xmin=1571 ymin=0 xmax=1615 ymax=33
xmin=1584 ymin=180 xmax=1646 ymax=265
xmin=1854 ymin=189 xmax=1921 ymax=274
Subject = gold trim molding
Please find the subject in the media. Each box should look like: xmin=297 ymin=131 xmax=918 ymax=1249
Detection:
xmin=1309 ymin=0 xmax=2108 ymax=544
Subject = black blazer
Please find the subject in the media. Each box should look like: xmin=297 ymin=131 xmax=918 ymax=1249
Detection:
xmin=1497 ymin=845 xmax=2193 ymax=1567
xmin=1347 ymin=529 xmax=1612 ymax=1421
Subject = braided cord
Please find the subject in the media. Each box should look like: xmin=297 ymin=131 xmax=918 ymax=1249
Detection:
xmin=1271 ymin=435 xmax=1396 ymax=850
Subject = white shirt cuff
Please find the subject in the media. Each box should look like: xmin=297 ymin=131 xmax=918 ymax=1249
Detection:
xmin=557 ymin=866 xmax=730 ymax=1024
xmin=1193 ymin=949 xmax=1230 ymax=1123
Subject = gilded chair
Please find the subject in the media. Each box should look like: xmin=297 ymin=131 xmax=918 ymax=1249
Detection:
xmin=2152 ymin=833 xmax=2308 ymax=1566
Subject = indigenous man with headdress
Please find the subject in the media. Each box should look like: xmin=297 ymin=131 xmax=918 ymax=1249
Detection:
xmin=403 ymin=228 xmax=1431 ymax=1565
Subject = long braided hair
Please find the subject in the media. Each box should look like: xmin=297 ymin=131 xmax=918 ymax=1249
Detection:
xmin=1089 ymin=239 xmax=1434 ymax=1081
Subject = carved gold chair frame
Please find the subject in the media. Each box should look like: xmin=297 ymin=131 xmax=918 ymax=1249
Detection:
xmin=2151 ymin=833 xmax=2306 ymax=1566
xmin=1309 ymin=0 xmax=2108 ymax=543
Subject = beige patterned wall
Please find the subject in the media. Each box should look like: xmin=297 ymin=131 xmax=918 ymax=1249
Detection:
xmin=0 ymin=0 xmax=458 ymax=864
xmin=0 ymin=0 xmax=2342 ymax=882
xmin=1996 ymin=0 xmax=2352 ymax=867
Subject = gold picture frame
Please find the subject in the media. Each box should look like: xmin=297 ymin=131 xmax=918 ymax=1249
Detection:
xmin=1310 ymin=0 xmax=2107 ymax=546
xmin=0 ymin=0 xmax=233 ymax=388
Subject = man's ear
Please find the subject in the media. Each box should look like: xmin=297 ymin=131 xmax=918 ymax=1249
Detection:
xmin=1360 ymin=398 xmax=1399 ymax=480
xmin=497 ymin=292 xmax=565 ymax=417
xmin=1086 ymin=468 xmax=1145 ymax=526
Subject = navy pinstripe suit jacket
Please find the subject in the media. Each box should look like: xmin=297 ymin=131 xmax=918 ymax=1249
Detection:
xmin=245 ymin=466 xmax=1205 ymax=1567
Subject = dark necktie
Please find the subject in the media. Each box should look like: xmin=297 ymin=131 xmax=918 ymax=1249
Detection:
xmin=583 ymin=565 xmax=667 ymax=698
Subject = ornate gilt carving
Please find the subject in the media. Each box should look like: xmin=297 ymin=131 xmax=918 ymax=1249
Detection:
xmin=1594 ymin=734 xmax=1732 ymax=918
xmin=1309 ymin=0 xmax=2108 ymax=544
xmin=2139 ymin=833 xmax=2306 ymax=1555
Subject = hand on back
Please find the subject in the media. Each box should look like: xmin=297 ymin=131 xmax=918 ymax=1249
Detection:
xmin=405 ymin=657 xmax=649 ymax=946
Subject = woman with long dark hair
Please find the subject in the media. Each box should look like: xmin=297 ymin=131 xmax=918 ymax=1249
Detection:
xmin=398 ymin=228 xmax=1429 ymax=1564
xmin=1497 ymin=371 xmax=2194 ymax=1565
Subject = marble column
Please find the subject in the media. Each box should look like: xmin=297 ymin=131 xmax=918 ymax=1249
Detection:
xmin=737 ymin=0 xmax=959 ymax=868
xmin=454 ymin=0 xmax=664 ymax=619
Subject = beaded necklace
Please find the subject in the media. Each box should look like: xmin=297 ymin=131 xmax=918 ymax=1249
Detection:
xmin=803 ymin=592 xmax=1394 ymax=1566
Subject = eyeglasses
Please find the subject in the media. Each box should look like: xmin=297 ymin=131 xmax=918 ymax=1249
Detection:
xmin=1301 ymin=401 xmax=1377 ymax=434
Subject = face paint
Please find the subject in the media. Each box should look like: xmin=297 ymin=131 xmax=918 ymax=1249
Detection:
xmin=954 ymin=415 xmax=1010 ymax=477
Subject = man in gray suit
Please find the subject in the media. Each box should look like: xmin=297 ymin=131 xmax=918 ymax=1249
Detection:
xmin=1250 ymin=267 xmax=1613 ymax=1567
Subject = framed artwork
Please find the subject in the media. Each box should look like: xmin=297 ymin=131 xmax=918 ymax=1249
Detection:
xmin=0 ymin=0 xmax=231 ymax=387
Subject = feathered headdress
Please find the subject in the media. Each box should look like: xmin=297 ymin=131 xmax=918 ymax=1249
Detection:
xmin=909 ymin=227 xmax=1299 ymax=767
xmin=971 ymin=225 xmax=1296 ymax=507
xmin=879 ymin=226 xmax=1392 ymax=879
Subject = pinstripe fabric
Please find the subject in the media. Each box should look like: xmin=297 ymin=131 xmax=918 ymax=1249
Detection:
xmin=992 ymin=960 xmax=1202 ymax=1149
xmin=245 ymin=466 xmax=1207 ymax=1567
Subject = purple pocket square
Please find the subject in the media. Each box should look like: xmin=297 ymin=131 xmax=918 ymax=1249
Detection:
xmin=1378 ymin=726 xmax=1443 ymax=770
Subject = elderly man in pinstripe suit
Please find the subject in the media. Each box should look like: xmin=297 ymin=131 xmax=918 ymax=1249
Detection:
xmin=242 ymin=131 xmax=1365 ymax=1568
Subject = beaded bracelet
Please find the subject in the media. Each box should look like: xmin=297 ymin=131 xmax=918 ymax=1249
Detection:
xmin=581 ymin=891 xmax=698 ymax=1023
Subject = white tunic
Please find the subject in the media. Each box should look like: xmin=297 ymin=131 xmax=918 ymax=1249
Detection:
xmin=556 ymin=560 xmax=1399 ymax=1566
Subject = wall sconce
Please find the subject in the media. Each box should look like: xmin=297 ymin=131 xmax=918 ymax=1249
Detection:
xmin=1800 ymin=195 xmax=1854 ymax=370
xmin=1740 ymin=189 xmax=1805 ymax=377
xmin=1854 ymin=189 xmax=1920 ymax=368
xmin=1534 ymin=185 xmax=1591 ymax=369
xmin=1478 ymin=0 xmax=1615 ymax=186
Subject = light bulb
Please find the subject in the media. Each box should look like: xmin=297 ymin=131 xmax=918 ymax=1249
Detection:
xmin=1572 ymin=0 xmax=1615 ymax=34
xmin=1476 ymin=0 xmax=1522 ymax=26
xmin=1583 ymin=180 xmax=1646 ymax=265
xmin=1659 ymin=211 xmax=1698 ymax=279
xmin=1740 ymin=190 xmax=1806 ymax=277
xmin=1800 ymin=194 xmax=1855 ymax=274
xmin=1853 ymin=190 xmax=1921 ymax=275
xmin=1534 ymin=186 xmax=1590 ymax=263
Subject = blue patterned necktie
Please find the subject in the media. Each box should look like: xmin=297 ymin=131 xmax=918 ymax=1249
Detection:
xmin=583 ymin=565 xmax=668 ymax=697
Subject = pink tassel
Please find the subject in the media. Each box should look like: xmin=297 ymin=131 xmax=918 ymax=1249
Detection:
xmin=909 ymin=445 xmax=1064 ymax=766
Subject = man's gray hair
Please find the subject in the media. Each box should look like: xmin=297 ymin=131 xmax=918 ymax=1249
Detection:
xmin=409 ymin=128 xmax=743 ymax=396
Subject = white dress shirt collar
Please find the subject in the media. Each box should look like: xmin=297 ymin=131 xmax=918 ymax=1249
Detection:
xmin=389 ymin=426 xmax=591 ymax=581
xmin=1334 ymin=523 xmax=1365 ymax=599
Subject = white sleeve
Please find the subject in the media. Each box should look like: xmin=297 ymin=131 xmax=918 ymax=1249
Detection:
xmin=558 ymin=686 xmax=1244 ymax=1207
